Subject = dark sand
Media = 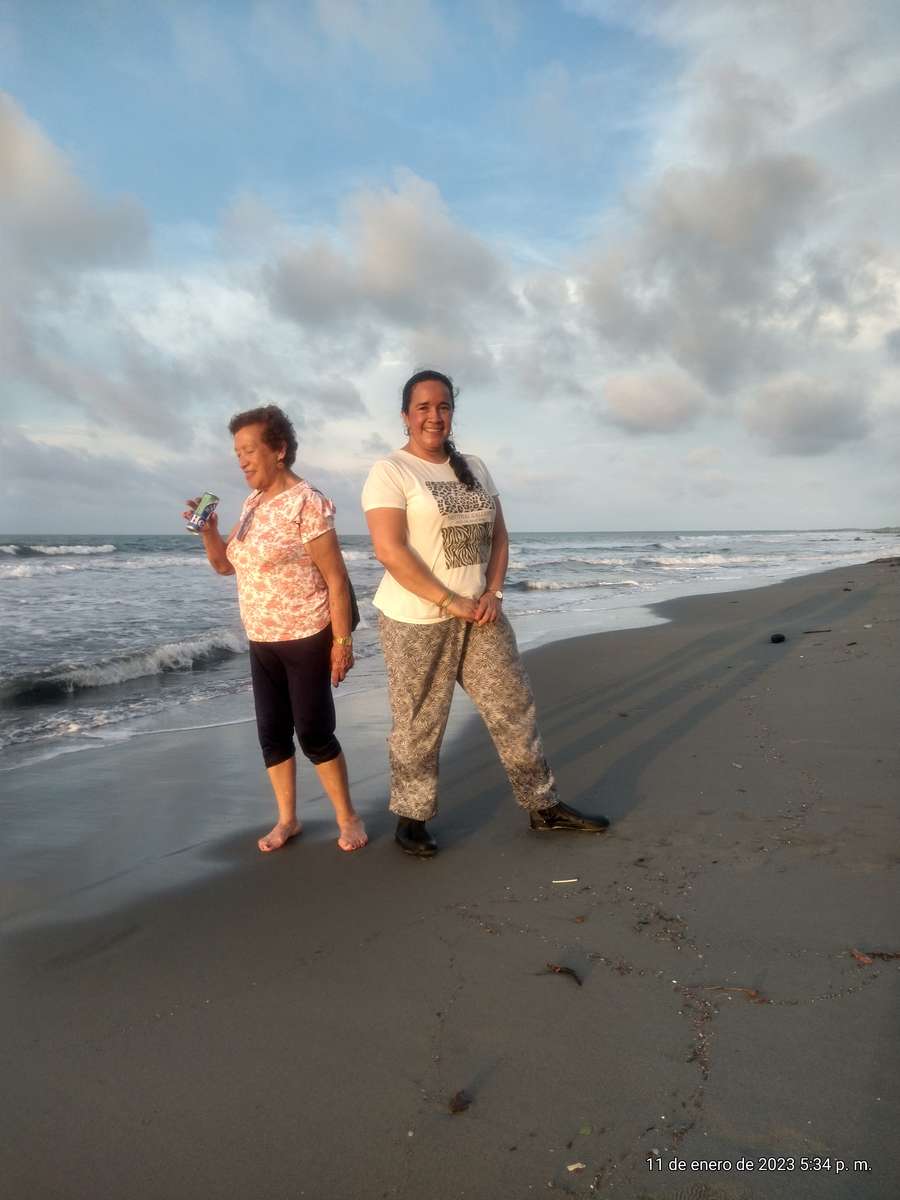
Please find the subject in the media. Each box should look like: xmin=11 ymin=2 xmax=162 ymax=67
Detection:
xmin=2 ymin=561 xmax=898 ymax=1199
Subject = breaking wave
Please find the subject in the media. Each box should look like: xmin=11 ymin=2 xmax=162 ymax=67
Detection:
xmin=0 ymin=543 xmax=116 ymax=556
xmin=0 ymin=630 xmax=249 ymax=705
xmin=510 ymin=578 xmax=640 ymax=592
xmin=0 ymin=554 xmax=206 ymax=580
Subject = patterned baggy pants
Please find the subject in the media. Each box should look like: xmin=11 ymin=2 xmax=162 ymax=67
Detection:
xmin=379 ymin=612 xmax=559 ymax=820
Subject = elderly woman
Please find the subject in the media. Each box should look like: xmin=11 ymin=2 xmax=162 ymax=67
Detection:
xmin=186 ymin=404 xmax=367 ymax=854
xmin=362 ymin=369 xmax=609 ymax=856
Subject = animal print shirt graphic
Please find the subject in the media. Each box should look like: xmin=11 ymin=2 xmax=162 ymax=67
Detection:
xmin=424 ymin=481 xmax=494 ymax=569
xmin=362 ymin=449 xmax=499 ymax=624
xmin=225 ymin=481 xmax=335 ymax=641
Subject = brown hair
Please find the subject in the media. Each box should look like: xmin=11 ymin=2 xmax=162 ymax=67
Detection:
xmin=228 ymin=405 xmax=298 ymax=468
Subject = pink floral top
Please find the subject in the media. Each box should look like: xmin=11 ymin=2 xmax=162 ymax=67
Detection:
xmin=225 ymin=481 xmax=336 ymax=642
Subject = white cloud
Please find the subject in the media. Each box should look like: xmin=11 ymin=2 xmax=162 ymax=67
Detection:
xmin=249 ymin=0 xmax=447 ymax=82
xmin=265 ymin=171 xmax=511 ymax=335
xmin=0 ymin=92 xmax=148 ymax=275
xmin=602 ymin=368 xmax=706 ymax=433
xmin=741 ymin=373 xmax=870 ymax=456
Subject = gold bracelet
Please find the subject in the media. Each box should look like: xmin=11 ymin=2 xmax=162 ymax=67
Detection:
xmin=437 ymin=589 xmax=453 ymax=611
xmin=333 ymin=635 xmax=353 ymax=646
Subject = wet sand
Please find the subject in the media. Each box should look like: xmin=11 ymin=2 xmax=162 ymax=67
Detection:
xmin=2 ymin=560 xmax=898 ymax=1199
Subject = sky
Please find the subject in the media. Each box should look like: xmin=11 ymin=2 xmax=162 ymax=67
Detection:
xmin=2 ymin=0 xmax=899 ymax=534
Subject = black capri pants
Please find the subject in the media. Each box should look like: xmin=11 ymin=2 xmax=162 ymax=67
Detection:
xmin=248 ymin=624 xmax=341 ymax=768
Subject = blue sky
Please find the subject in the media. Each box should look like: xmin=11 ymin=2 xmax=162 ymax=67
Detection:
xmin=2 ymin=1 xmax=899 ymax=532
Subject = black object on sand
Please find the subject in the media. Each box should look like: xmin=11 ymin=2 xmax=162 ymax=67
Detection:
xmin=770 ymin=633 xmax=786 ymax=643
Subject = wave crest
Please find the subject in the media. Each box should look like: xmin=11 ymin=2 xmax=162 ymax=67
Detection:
xmin=1 ymin=630 xmax=248 ymax=705
xmin=511 ymin=578 xmax=640 ymax=592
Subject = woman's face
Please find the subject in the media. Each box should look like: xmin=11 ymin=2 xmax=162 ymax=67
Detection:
xmin=405 ymin=380 xmax=453 ymax=460
xmin=234 ymin=423 xmax=283 ymax=491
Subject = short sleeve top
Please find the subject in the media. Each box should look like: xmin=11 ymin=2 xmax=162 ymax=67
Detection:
xmin=225 ymin=480 xmax=335 ymax=641
xmin=361 ymin=450 xmax=498 ymax=624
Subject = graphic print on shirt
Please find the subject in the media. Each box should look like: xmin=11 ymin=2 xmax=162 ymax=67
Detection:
xmin=425 ymin=481 xmax=495 ymax=569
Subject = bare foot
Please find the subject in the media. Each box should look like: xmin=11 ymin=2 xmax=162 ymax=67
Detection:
xmin=337 ymin=815 xmax=368 ymax=852
xmin=258 ymin=819 xmax=302 ymax=853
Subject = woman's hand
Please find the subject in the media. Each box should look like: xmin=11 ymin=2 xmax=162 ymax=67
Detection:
xmin=474 ymin=591 xmax=501 ymax=626
xmin=446 ymin=594 xmax=478 ymax=622
xmin=182 ymin=498 xmax=219 ymax=535
xmin=331 ymin=642 xmax=355 ymax=687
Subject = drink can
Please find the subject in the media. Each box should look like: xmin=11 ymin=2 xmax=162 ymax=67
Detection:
xmin=186 ymin=491 xmax=219 ymax=534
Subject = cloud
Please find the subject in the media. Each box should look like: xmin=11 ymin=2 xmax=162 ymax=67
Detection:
xmin=249 ymin=0 xmax=447 ymax=83
xmin=264 ymin=171 xmax=511 ymax=337
xmin=741 ymin=373 xmax=870 ymax=455
xmin=0 ymin=86 xmax=365 ymax=447
xmin=0 ymin=92 xmax=148 ymax=277
xmin=312 ymin=0 xmax=445 ymax=78
xmin=580 ymin=150 xmax=826 ymax=392
xmin=601 ymin=368 xmax=706 ymax=433
xmin=361 ymin=432 xmax=393 ymax=457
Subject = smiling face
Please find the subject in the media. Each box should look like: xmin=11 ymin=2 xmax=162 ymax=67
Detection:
xmin=233 ymin=423 xmax=284 ymax=492
xmin=404 ymin=378 xmax=454 ymax=462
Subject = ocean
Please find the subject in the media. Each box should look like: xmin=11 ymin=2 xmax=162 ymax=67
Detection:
xmin=2 ymin=527 xmax=897 ymax=771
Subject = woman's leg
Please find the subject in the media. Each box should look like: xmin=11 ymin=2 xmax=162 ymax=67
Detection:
xmin=313 ymin=753 xmax=367 ymax=851
xmin=249 ymin=642 xmax=303 ymax=852
xmin=282 ymin=627 xmax=367 ymax=851
xmin=379 ymin=615 xmax=464 ymax=820
xmin=456 ymin=614 xmax=559 ymax=812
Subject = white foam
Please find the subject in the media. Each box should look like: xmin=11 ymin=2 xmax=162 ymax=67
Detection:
xmin=28 ymin=543 xmax=116 ymax=555
xmin=0 ymin=554 xmax=205 ymax=580
xmin=61 ymin=630 xmax=248 ymax=690
xmin=519 ymin=578 xmax=640 ymax=591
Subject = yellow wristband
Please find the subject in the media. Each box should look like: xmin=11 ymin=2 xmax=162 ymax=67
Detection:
xmin=333 ymin=635 xmax=353 ymax=646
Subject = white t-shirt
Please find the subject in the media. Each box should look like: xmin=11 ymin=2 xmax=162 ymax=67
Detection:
xmin=361 ymin=449 xmax=499 ymax=623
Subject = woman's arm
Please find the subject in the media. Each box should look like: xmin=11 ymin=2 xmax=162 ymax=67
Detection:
xmin=473 ymin=497 xmax=508 ymax=626
xmin=183 ymin=500 xmax=235 ymax=575
xmin=365 ymin=509 xmax=477 ymax=621
xmin=306 ymin=530 xmax=354 ymax=685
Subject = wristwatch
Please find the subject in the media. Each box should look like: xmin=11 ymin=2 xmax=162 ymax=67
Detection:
xmin=333 ymin=635 xmax=353 ymax=646
xmin=491 ymin=590 xmax=503 ymax=600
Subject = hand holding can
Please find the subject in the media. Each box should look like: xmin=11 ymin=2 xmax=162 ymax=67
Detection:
xmin=185 ymin=492 xmax=220 ymax=534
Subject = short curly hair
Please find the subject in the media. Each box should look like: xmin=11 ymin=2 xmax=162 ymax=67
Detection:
xmin=228 ymin=405 xmax=298 ymax=468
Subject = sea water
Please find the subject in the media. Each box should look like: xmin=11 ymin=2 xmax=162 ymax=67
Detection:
xmin=1 ymin=528 xmax=897 ymax=770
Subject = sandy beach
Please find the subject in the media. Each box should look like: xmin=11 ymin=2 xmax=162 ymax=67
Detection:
xmin=2 ymin=559 xmax=898 ymax=1199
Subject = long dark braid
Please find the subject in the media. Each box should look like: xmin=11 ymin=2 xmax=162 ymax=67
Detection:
xmin=401 ymin=369 xmax=478 ymax=490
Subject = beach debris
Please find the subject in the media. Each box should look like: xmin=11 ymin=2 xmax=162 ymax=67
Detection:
xmin=617 ymin=711 xmax=629 ymax=717
xmin=700 ymin=985 xmax=768 ymax=1004
xmin=803 ymin=628 xmax=832 ymax=633
xmin=770 ymin=633 xmax=786 ymax=643
xmin=731 ymin=762 xmax=743 ymax=769
xmin=846 ymin=641 xmax=858 ymax=646
xmin=543 ymin=962 xmax=583 ymax=987
xmin=567 ymin=1162 xmax=587 ymax=1173
xmin=448 ymin=1089 xmax=472 ymax=1114
xmin=579 ymin=1123 xmax=593 ymax=1136
xmin=851 ymin=948 xmax=900 ymax=966
xmin=864 ymin=623 xmax=873 ymax=628
xmin=552 ymin=878 xmax=579 ymax=884
xmin=574 ymin=915 xmax=587 ymax=923
xmin=843 ymin=586 xmax=853 ymax=591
